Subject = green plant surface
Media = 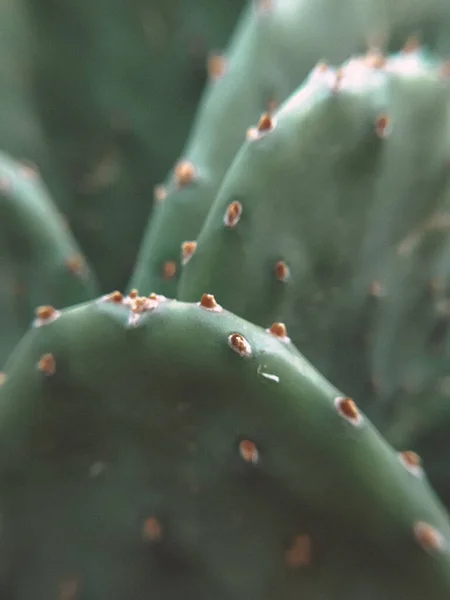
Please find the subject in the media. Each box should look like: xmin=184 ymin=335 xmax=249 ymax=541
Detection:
xmin=0 ymin=292 xmax=449 ymax=599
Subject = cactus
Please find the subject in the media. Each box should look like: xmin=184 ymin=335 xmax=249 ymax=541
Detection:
xmin=0 ymin=0 xmax=68 ymax=204
xmin=130 ymin=0 xmax=450 ymax=298
xmin=0 ymin=292 xmax=450 ymax=599
xmin=0 ymin=152 xmax=99 ymax=367
xmin=178 ymin=48 xmax=450 ymax=463
xmin=2 ymin=1 xmax=450 ymax=596
xmin=21 ymin=0 xmax=245 ymax=291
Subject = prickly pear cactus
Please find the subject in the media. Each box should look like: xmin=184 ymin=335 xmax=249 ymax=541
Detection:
xmin=130 ymin=0 xmax=450 ymax=298
xmin=178 ymin=48 xmax=450 ymax=472
xmin=0 ymin=292 xmax=450 ymax=599
xmin=21 ymin=0 xmax=246 ymax=291
xmin=0 ymin=152 xmax=99 ymax=366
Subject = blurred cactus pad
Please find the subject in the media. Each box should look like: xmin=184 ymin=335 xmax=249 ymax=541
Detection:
xmin=2 ymin=0 xmax=450 ymax=598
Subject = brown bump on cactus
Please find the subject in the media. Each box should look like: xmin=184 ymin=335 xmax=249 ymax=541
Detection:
xmin=414 ymin=522 xmax=446 ymax=553
xmin=65 ymin=255 xmax=85 ymax=276
xmin=59 ymin=576 xmax=79 ymax=600
xmin=103 ymin=291 xmax=124 ymax=304
xmin=181 ymin=241 xmax=197 ymax=266
xmin=162 ymin=261 xmax=177 ymax=280
xmin=239 ymin=439 xmax=259 ymax=464
xmin=18 ymin=161 xmax=38 ymax=179
xmin=0 ymin=372 xmax=6 ymax=386
xmin=128 ymin=289 xmax=139 ymax=299
xmin=247 ymin=112 xmax=275 ymax=140
xmin=365 ymin=50 xmax=386 ymax=69
xmin=402 ymin=37 xmax=420 ymax=54
xmin=228 ymin=333 xmax=252 ymax=358
xmin=370 ymin=280 xmax=383 ymax=297
xmin=316 ymin=61 xmax=329 ymax=73
xmin=274 ymin=260 xmax=290 ymax=282
xmin=375 ymin=114 xmax=391 ymax=138
xmin=266 ymin=322 xmax=290 ymax=343
xmin=332 ymin=69 xmax=344 ymax=92
xmin=207 ymin=52 xmax=227 ymax=81
xmin=0 ymin=174 xmax=10 ymax=193
xmin=398 ymin=451 xmax=424 ymax=478
xmin=198 ymin=293 xmax=222 ymax=312
xmin=174 ymin=161 xmax=196 ymax=188
xmin=153 ymin=184 xmax=168 ymax=204
xmin=256 ymin=0 xmax=272 ymax=11
xmin=37 ymin=353 xmax=56 ymax=376
xmin=439 ymin=60 xmax=450 ymax=78
xmin=429 ymin=278 xmax=445 ymax=295
xmin=34 ymin=305 xmax=61 ymax=327
xmin=143 ymin=516 xmax=163 ymax=542
xmin=224 ymin=200 xmax=243 ymax=227
xmin=285 ymin=535 xmax=312 ymax=568
xmin=334 ymin=397 xmax=363 ymax=426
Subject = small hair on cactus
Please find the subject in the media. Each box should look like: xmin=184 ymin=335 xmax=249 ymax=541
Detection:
xmin=239 ymin=439 xmax=259 ymax=464
xmin=228 ymin=332 xmax=252 ymax=357
xmin=153 ymin=184 xmax=167 ymax=204
xmin=224 ymin=200 xmax=242 ymax=227
xmin=162 ymin=261 xmax=177 ymax=280
xmin=65 ymin=255 xmax=85 ymax=276
xmin=398 ymin=451 xmax=424 ymax=478
xmin=37 ymin=353 xmax=56 ymax=376
xmin=174 ymin=161 xmax=196 ymax=188
xmin=375 ymin=114 xmax=391 ymax=138
xmin=128 ymin=289 xmax=139 ymax=299
xmin=198 ymin=293 xmax=222 ymax=312
xmin=285 ymin=534 xmax=312 ymax=568
xmin=207 ymin=52 xmax=228 ymax=81
xmin=414 ymin=522 xmax=446 ymax=553
xmin=274 ymin=260 xmax=290 ymax=282
xmin=33 ymin=305 xmax=61 ymax=327
xmin=266 ymin=322 xmax=290 ymax=343
xmin=334 ymin=396 xmax=363 ymax=426
xmin=142 ymin=516 xmax=163 ymax=542
xmin=181 ymin=241 xmax=197 ymax=265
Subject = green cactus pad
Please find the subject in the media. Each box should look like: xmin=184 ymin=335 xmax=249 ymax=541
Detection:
xmin=130 ymin=0 xmax=450 ymax=297
xmin=0 ymin=291 xmax=450 ymax=598
xmin=0 ymin=152 xmax=99 ymax=366
xmin=179 ymin=49 xmax=450 ymax=452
